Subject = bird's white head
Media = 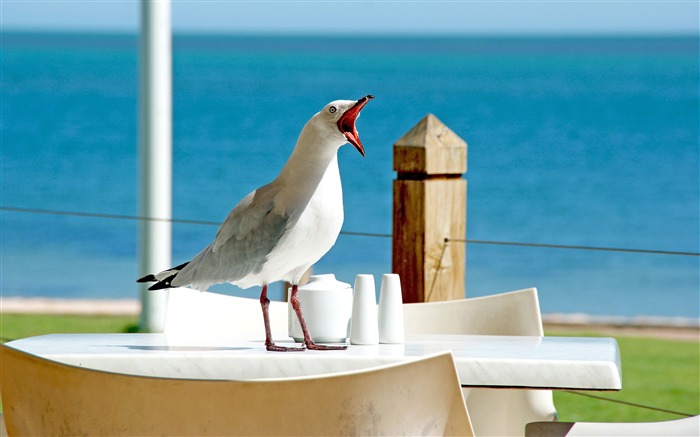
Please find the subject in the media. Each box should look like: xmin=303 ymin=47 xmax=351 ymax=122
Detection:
xmin=311 ymin=95 xmax=374 ymax=157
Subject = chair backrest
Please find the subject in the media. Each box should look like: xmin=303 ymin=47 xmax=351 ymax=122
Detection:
xmin=1 ymin=344 xmax=472 ymax=437
xmin=525 ymin=416 xmax=700 ymax=437
xmin=163 ymin=287 xmax=288 ymax=341
xmin=403 ymin=287 xmax=544 ymax=336
xmin=403 ymin=288 xmax=556 ymax=437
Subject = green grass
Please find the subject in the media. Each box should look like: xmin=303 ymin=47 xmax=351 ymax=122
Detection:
xmin=548 ymin=331 xmax=700 ymax=423
xmin=1 ymin=314 xmax=138 ymax=341
xmin=1 ymin=316 xmax=698 ymax=424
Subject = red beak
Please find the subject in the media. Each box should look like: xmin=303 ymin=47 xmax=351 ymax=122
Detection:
xmin=337 ymin=95 xmax=374 ymax=157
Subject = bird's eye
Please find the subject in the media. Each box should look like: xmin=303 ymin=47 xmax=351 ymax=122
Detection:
xmin=328 ymin=106 xmax=337 ymax=114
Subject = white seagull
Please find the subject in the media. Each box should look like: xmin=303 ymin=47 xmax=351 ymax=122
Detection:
xmin=138 ymin=95 xmax=374 ymax=351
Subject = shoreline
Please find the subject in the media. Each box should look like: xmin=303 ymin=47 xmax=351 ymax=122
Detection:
xmin=1 ymin=297 xmax=140 ymax=316
xmin=2 ymin=297 xmax=698 ymax=341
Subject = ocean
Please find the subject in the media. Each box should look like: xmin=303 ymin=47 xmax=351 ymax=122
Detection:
xmin=2 ymin=32 xmax=698 ymax=319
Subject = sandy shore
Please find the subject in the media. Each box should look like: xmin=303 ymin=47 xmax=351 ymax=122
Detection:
xmin=1 ymin=297 xmax=140 ymax=316
xmin=2 ymin=297 xmax=698 ymax=341
xmin=541 ymin=313 xmax=700 ymax=341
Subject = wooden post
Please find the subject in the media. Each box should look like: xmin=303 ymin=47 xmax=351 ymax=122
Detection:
xmin=392 ymin=114 xmax=467 ymax=303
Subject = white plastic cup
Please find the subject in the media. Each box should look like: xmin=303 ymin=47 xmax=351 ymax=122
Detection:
xmin=378 ymin=273 xmax=405 ymax=344
xmin=350 ymin=274 xmax=379 ymax=345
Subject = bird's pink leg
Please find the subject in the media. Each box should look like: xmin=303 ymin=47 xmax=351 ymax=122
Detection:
xmin=260 ymin=284 xmax=304 ymax=352
xmin=290 ymin=284 xmax=348 ymax=351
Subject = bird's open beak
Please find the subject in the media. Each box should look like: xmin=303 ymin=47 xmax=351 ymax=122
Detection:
xmin=337 ymin=95 xmax=374 ymax=157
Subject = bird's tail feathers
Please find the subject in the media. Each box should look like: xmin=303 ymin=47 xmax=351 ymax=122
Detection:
xmin=136 ymin=262 xmax=190 ymax=291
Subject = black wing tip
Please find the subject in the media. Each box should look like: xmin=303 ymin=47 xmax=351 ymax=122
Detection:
xmin=137 ymin=274 xmax=157 ymax=283
xmin=173 ymin=261 xmax=190 ymax=271
xmin=136 ymin=261 xmax=189 ymax=284
xmin=147 ymin=274 xmax=177 ymax=291
xmin=147 ymin=281 xmax=170 ymax=291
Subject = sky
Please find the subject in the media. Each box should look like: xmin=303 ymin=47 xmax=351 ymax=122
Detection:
xmin=2 ymin=1 xmax=698 ymax=35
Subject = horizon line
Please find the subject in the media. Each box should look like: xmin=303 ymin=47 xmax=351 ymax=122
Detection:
xmin=3 ymin=27 xmax=699 ymax=39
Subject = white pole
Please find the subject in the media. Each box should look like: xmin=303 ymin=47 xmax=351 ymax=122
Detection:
xmin=139 ymin=0 xmax=172 ymax=332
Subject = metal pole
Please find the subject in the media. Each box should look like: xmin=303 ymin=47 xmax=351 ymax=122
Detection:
xmin=139 ymin=0 xmax=172 ymax=332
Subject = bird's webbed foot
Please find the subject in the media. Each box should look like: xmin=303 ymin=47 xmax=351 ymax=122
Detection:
xmin=265 ymin=342 xmax=307 ymax=352
xmin=265 ymin=341 xmax=306 ymax=352
xmin=304 ymin=341 xmax=348 ymax=351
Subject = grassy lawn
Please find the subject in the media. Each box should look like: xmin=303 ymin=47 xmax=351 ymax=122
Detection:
xmin=548 ymin=331 xmax=699 ymax=423
xmin=1 ymin=314 xmax=138 ymax=341
xmin=1 ymin=315 xmax=698 ymax=424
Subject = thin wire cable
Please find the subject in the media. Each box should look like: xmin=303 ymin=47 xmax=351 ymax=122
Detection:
xmin=338 ymin=230 xmax=392 ymax=239
xmin=562 ymin=390 xmax=697 ymax=417
xmin=426 ymin=238 xmax=449 ymax=302
xmin=0 ymin=206 xmax=395 ymax=238
xmin=449 ymin=238 xmax=699 ymax=257
xmin=2 ymin=205 xmax=698 ymax=256
xmin=0 ymin=206 xmax=221 ymax=227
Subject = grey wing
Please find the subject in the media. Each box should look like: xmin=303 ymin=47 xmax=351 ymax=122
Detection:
xmin=172 ymin=185 xmax=291 ymax=290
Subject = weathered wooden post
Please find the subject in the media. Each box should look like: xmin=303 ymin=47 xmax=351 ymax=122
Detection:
xmin=392 ymin=114 xmax=467 ymax=302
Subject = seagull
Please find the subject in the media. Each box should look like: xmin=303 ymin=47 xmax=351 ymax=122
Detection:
xmin=138 ymin=95 xmax=374 ymax=351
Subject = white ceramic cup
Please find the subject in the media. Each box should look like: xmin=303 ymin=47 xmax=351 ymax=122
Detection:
xmin=350 ymin=274 xmax=379 ymax=345
xmin=378 ymin=273 xmax=405 ymax=344
xmin=288 ymin=274 xmax=353 ymax=343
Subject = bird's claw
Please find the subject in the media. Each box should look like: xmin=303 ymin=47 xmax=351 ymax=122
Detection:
xmin=265 ymin=343 xmax=306 ymax=352
xmin=264 ymin=341 xmax=347 ymax=351
xmin=305 ymin=341 xmax=348 ymax=351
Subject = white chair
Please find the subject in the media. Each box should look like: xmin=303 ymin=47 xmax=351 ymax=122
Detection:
xmin=1 ymin=344 xmax=474 ymax=436
xmin=404 ymin=287 xmax=558 ymax=436
xmin=163 ymin=287 xmax=289 ymax=341
xmin=525 ymin=415 xmax=700 ymax=436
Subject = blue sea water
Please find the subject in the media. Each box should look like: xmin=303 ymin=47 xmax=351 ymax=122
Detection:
xmin=2 ymin=33 xmax=698 ymax=318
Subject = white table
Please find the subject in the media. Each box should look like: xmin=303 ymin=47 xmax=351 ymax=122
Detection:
xmin=5 ymin=333 xmax=621 ymax=390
